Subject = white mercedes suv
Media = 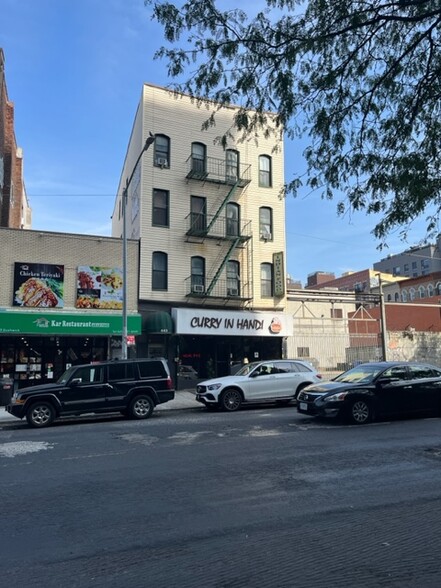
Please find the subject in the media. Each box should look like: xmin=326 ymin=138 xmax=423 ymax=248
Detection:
xmin=195 ymin=359 xmax=322 ymax=412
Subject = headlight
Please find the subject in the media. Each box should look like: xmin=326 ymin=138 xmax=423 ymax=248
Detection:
xmin=325 ymin=392 xmax=349 ymax=402
xmin=13 ymin=396 xmax=26 ymax=404
xmin=207 ymin=383 xmax=223 ymax=391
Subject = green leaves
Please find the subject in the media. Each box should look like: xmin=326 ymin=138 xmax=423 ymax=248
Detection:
xmin=145 ymin=0 xmax=441 ymax=245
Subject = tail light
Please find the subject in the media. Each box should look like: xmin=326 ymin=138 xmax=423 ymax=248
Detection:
xmin=166 ymin=376 xmax=173 ymax=389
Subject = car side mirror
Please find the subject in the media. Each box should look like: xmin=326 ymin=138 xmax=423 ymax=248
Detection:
xmin=70 ymin=378 xmax=81 ymax=386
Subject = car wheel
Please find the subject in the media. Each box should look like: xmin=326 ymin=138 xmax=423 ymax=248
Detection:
xmin=348 ymin=399 xmax=372 ymax=425
xmin=129 ymin=395 xmax=154 ymax=419
xmin=294 ymin=383 xmax=309 ymax=401
xmin=26 ymin=402 xmax=55 ymax=428
xmin=220 ymin=388 xmax=242 ymax=412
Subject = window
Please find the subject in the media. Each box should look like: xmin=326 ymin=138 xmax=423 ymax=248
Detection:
xmin=437 ymin=283 xmax=441 ymax=295
xmin=227 ymin=260 xmax=240 ymax=296
xmin=427 ymin=284 xmax=434 ymax=297
xmin=259 ymin=207 xmax=273 ymax=240
xmin=152 ymin=252 xmax=168 ymax=290
xmin=191 ymin=256 xmax=205 ymax=293
xmin=154 ymin=135 xmax=170 ymax=168
xmin=418 ymin=286 xmax=426 ymax=299
xmin=393 ymin=266 xmax=401 ymax=276
xmin=394 ymin=293 xmax=400 ymax=301
xmin=226 ymin=203 xmax=240 ymax=237
xmin=108 ymin=363 xmax=135 ymax=381
xmin=191 ymin=142 xmax=207 ymax=175
xmin=412 ymin=261 xmax=417 ymax=269
xmin=387 ymin=294 xmax=392 ymax=301
xmin=404 ymin=264 xmax=409 ymax=272
xmin=408 ymin=365 xmax=438 ymax=379
xmin=261 ymin=263 xmax=273 ymax=297
xmin=330 ymin=308 xmax=343 ymax=318
xmin=421 ymin=259 xmax=430 ymax=269
xmin=297 ymin=347 xmax=310 ymax=358
xmin=401 ymin=290 xmax=408 ymax=302
xmin=259 ymin=155 xmax=272 ymax=187
xmin=409 ymin=288 xmax=416 ymax=301
xmin=152 ymin=189 xmax=169 ymax=227
xmin=226 ymin=149 xmax=239 ymax=183
xmin=139 ymin=360 xmax=167 ymax=379
xmin=74 ymin=366 xmax=103 ymax=384
xmin=190 ymin=196 xmax=207 ymax=233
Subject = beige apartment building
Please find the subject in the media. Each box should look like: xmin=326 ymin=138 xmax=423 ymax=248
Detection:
xmin=112 ymin=84 xmax=289 ymax=378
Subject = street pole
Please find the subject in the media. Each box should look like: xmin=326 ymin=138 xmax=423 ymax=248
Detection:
xmin=377 ymin=273 xmax=388 ymax=361
xmin=121 ymin=133 xmax=155 ymax=359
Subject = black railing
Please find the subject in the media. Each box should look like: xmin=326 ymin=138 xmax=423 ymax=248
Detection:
xmin=186 ymin=155 xmax=251 ymax=187
xmin=186 ymin=212 xmax=252 ymax=240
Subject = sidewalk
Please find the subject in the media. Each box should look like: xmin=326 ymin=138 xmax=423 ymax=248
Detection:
xmin=0 ymin=389 xmax=200 ymax=424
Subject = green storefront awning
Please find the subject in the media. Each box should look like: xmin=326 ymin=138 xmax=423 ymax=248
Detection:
xmin=0 ymin=311 xmax=142 ymax=336
xmin=145 ymin=312 xmax=174 ymax=334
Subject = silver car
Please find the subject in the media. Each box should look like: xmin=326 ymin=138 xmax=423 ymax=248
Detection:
xmin=196 ymin=359 xmax=322 ymax=412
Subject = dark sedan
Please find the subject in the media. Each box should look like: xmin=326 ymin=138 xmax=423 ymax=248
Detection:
xmin=297 ymin=361 xmax=441 ymax=424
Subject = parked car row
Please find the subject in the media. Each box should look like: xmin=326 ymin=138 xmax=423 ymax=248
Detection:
xmin=6 ymin=359 xmax=441 ymax=428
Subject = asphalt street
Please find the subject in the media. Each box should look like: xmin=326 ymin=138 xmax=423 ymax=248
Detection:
xmin=1 ymin=405 xmax=441 ymax=587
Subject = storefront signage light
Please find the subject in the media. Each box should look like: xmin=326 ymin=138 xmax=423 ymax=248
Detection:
xmin=0 ymin=311 xmax=142 ymax=335
xmin=172 ymin=308 xmax=293 ymax=337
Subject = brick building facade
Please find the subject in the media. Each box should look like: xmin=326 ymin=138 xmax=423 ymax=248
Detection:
xmin=0 ymin=48 xmax=31 ymax=229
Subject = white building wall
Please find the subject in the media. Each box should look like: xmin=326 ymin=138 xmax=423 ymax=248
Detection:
xmin=113 ymin=83 xmax=286 ymax=311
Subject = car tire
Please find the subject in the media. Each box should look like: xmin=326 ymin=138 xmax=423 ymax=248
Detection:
xmin=294 ymin=383 xmax=309 ymax=401
xmin=220 ymin=388 xmax=242 ymax=412
xmin=26 ymin=402 xmax=55 ymax=428
xmin=129 ymin=395 xmax=154 ymax=419
xmin=347 ymin=399 xmax=372 ymax=425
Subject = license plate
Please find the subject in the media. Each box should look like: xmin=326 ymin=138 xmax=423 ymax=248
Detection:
xmin=299 ymin=402 xmax=308 ymax=411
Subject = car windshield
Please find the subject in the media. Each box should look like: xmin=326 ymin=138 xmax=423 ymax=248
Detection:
xmin=236 ymin=362 xmax=261 ymax=376
xmin=56 ymin=366 xmax=78 ymax=384
xmin=334 ymin=364 xmax=384 ymax=384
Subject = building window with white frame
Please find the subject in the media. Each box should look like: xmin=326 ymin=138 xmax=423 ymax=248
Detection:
xmin=227 ymin=260 xmax=240 ymax=297
xmin=154 ymin=135 xmax=170 ymax=168
xmin=191 ymin=142 xmax=207 ymax=176
xmin=152 ymin=252 xmax=168 ymax=290
xmin=226 ymin=149 xmax=239 ymax=183
xmin=261 ymin=263 xmax=273 ymax=297
xmin=152 ymin=189 xmax=169 ymax=227
xmin=259 ymin=207 xmax=273 ymax=241
xmin=191 ymin=256 xmax=205 ymax=293
xmin=259 ymin=155 xmax=272 ymax=187
xmin=226 ymin=202 xmax=240 ymax=237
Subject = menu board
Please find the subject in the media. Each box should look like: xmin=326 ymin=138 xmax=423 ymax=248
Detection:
xmin=76 ymin=266 xmax=123 ymax=310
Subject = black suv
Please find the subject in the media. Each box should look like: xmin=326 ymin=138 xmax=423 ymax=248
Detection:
xmin=6 ymin=358 xmax=175 ymax=428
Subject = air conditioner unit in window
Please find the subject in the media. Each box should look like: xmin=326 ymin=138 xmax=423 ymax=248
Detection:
xmin=227 ymin=288 xmax=239 ymax=296
xmin=192 ymin=284 xmax=204 ymax=294
xmin=156 ymin=157 xmax=169 ymax=168
xmin=261 ymin=232 xmax=272 ymax=241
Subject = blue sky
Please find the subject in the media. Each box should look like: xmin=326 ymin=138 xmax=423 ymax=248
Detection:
xmin=1 ymin=0 xmax=434 ymax=286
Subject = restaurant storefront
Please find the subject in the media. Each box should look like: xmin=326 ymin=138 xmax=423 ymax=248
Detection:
xmin=0 ymin=311 xmax=141 ymax=388
xmin=171 ymin=308 xmax=293 ymax=379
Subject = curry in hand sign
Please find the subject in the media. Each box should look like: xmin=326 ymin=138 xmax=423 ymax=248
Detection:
xmin=172 ymin=308 xmax=292 ymax=337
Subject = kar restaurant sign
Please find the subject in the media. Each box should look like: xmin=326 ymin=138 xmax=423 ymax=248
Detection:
xmin=172 ymin=308 xmax=292 ymax=337
xmin=0 ymin=312 xmax=142 ymax=335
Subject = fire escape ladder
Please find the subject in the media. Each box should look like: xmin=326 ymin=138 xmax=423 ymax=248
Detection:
xmin=206 ymin=181 xmax=240 ymax=234
xmin=206 ymin=237 xmax=241 ymax=295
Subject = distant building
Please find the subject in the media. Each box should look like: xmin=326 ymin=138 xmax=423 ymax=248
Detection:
xmin=306 ymin=271 xmax=335 ymax=288
xmin=0 ymin=48 xmax=31 ymax=229
xmin=373 ymin=235 xmax=441 ymax=278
